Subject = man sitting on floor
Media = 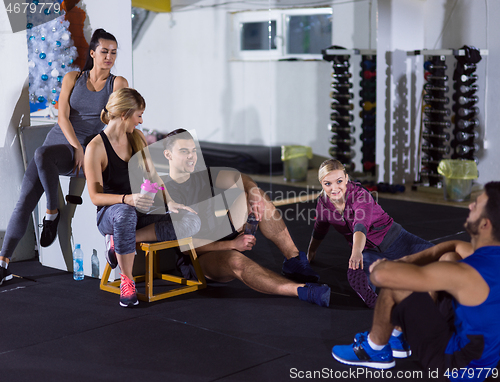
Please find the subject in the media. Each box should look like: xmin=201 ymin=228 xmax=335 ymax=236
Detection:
xmin=331 ymin=182 xmax=500 ymax=380
xmin=160 ymin=128 xmax=330 ymax=307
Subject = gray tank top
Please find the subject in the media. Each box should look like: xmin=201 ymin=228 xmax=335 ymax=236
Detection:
xmin=43 ymin=70 xmax=116 ymax=147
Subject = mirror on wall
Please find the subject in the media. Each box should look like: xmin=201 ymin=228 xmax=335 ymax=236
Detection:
xmin=130 ymin=0 xmax=375 ymax=202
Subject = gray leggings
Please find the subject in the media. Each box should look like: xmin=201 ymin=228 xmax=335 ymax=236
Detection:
xmin=1 ymin=144 xmax=74 ymax=259
xmin=96 ymin=204 xmax=201 ymax=254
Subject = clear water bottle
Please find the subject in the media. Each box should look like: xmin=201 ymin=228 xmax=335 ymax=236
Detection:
xmin=73 ymin=244 xmax=84 ymax=281
xmin=244 ymin=213 xmax=259 ymax=236
xmin=91 ymin=249 xmax=99 ymax=278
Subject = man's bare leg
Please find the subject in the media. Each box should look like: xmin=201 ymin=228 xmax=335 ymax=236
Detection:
xmin=198 ymin=250 xmax=301 ymax=296
xmin=135 ymin=224 xmax=157 ymax=242
xmin=193 ymin=246 xmax=329 ymax=306
xmin=225 ymin=186 xmax=318 ymax=283
xmin=253 ymin=189 xmax=299 ymax=260
xmin=369 ymin=288 xmax=413 ymax=346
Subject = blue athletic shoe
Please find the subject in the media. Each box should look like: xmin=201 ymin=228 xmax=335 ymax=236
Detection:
xmin=282 ymin=251 xmax=320 ymax=283
xmin=297 ymin=283 xmax=330 ymax=307
xmin=332 ymin=331 xmax=395 ymax=369
xmin=389 ymin=333 xmax=412 ymax=358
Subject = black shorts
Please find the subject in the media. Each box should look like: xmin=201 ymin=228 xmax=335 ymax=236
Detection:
xmin=391 ymin=292 xmax=455 ymax=381
xmin=176 ymin=227 xmax=241 ymax=281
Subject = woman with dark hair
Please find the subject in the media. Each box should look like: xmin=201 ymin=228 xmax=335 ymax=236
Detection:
xmin=0 ymin=29 xmax=127 ymax=285
xmin=85 ymin=88 xmax=200 ymax=307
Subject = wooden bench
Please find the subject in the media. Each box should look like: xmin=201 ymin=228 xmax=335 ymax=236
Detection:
xmin=99 ymin=237 xmax=206 ymax=302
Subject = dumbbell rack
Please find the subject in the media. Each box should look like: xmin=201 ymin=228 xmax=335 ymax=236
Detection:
xmin=408 ymin=48 xmax=487 ymax=187
xmin=421 ymin=55 xmax=451 ymax=186
xmin=360 ymin=55 xmax=376 ymax=175
xmin=451 ymin=57 xmax=480 ymax=161
xmin=322 ymin=48 xmax=376 ymax=174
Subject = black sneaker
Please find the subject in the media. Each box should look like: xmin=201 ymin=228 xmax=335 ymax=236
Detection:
xmin=282 ymin=251 xmax=320 ymax=283
xmin=0 ymin=267 xmax=13 ymax=286
xmin=105 ymin=235 xmax=117 ymax=269
xmin=40 ymin=212 xmax=60 ymax=248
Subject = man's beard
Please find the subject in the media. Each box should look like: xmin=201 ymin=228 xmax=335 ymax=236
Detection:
xmin=465 ymin=215 xmax=482 ymax=236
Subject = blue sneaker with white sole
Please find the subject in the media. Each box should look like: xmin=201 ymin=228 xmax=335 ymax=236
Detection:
xmin=332 ymin=331 xmax=395 ymax=369
xmin=389 ymin=333 xmax=412 ymax=358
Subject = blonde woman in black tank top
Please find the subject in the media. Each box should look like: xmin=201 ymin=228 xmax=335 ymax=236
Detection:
xmin=85 ymin=88 xmax=200 ymax=307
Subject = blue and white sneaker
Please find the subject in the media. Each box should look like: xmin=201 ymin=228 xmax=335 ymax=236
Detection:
xmin=389 ymin=333 xmax=412 ymax=358
xmin=332 ymin=331 xmax=395 ymax=369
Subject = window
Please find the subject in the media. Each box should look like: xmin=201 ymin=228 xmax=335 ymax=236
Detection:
xmin=231 ymin=8 xmax=332 ymax=61
xmin=241 ymin=21 xmax=277 ymax=51
xmin=286 ymin=14 xmax=332 ymax=55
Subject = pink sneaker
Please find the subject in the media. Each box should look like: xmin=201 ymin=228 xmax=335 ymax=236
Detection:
xmin=119 ymin=274 xmax=138 ymax=308
xmin=105 ymin=235 xmax=117 ymax=269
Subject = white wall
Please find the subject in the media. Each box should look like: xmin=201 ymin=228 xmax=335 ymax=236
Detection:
xmin=133 ymin=0 xmax=376 ymax=161
xmin=135 ymin=0 xmax=498 ymax=186
xmin=77 ymin=0 xmax=133 ymax=83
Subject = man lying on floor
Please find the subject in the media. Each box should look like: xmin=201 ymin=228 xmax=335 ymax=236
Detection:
xmin=331 ymin=181 xmax=500 ymax=382
xmin=156 ymin=128 xmax=330 ymax=307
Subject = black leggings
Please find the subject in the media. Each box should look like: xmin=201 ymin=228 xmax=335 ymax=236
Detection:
xmin=1 ymin=144 xmax=74 ymax=259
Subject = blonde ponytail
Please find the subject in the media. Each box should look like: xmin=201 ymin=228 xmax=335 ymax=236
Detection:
xmin=100 ymin=107 xmax=110 ymax=125
xmin=128 ymin=129 xmax=146 ymax=153
xmin=101 ymin=87 xmax=148 ymax=170
xmin=101 ymin=87 xmax=146 ymax=127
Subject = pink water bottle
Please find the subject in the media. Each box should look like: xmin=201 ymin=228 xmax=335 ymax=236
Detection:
xmin=140 ymin=179 xmax=161 ymax=212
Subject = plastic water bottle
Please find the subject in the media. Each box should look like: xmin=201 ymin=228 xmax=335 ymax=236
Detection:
xmin=139 ymin=179 xmax=162 ymax=212
xmin=73 ymin=244 xmax=84 ymax=281
xmin=244 ymin=213 xmax=259 ymax=236
xmin=91 ymin=249 xmax=99 ymax=278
